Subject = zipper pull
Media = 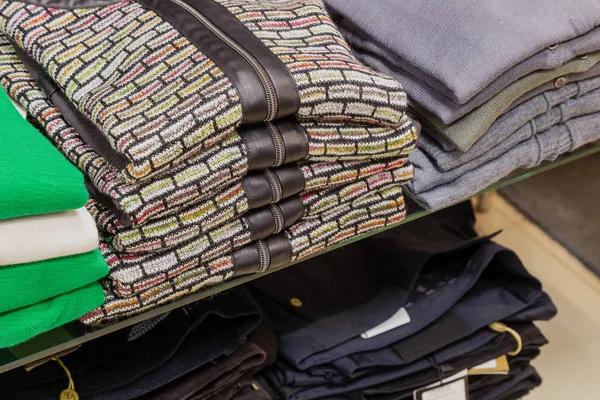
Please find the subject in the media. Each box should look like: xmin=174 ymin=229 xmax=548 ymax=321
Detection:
xmin=53 ymin=357 xmax=79 ymax=400
xmin=489 ymin=322 xmax=522 ymax=356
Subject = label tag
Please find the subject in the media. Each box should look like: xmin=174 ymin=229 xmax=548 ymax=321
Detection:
xmin=361 ymin=307 xmax=410 ymax=339
xmin=468 ymin=356 xmax=510 ymax=375
xmin=414 ymin=377 xmax=469 ymax=400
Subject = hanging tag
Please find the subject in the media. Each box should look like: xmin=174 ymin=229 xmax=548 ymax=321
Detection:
xmin=361 ymin=307 xmax=411 ymax=339
xmin=468 ymin=356 xmax=510 ymax=375
xmin=413 ymin=377 xmax=469 ymax=400
xmin=59 ymin=389 xmax=79 ymax=400
xmin=52 ymin=357 xmax=79 ymax=400
xmin=24 ymin=346 xmax=81 ymax=372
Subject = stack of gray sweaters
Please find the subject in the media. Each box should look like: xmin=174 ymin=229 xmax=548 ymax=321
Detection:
xmin=325 ymin=0 xmax=600 ymax=209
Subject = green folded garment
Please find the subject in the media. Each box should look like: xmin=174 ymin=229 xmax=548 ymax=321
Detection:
xmin=0 ymin=89 xmax=88 ymax=220
xmin=0 ymin=249 xmax=108 ymax=314
xmin=0 ymin=283 xmax=104 ymax=348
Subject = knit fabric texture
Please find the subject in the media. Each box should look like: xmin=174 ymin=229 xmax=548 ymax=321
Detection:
xmin=0 ymin=283 xmax=104 ymax=348
xmin=415 ymin=52 xmax=600 ymax=151
xmin=0 ymin=40 xmax=418 ymax=227
xmin=0 ymin=249 xmax=108 ymax=314
xmin=419 ymin=77 xmax=600 ymax=171
xmin=90 ymin=158 xmax=412 ymax=255
xmin=0 ymin=0 xmax=408 ymax=181
xmin=411 ymin=88 xmax=600 ymax=195
xmin=96 ymin=166 xmax=412 ymax=298
xmin=82 ymin=184 xmax=406 ymax=325
xmin=0 ymin=207 xmax=99 ymax=266
xmin=326 ymin=0 xmax=600 ymax=112
xmin=509 ymin=63 xmax=600 ymax=111
xmin=0 ymin=85 xmax=87 ymax=220
xmin=407 ymin=113 xmax=600 ymax=210
xmin=342 ymin=22 xmax=600 ymax=127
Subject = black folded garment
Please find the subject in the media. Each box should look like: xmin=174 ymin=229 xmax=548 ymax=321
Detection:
xmin=470 ymin=365 xmax=542 ymax=400
xmin=249 ymin=200 xmax=555 ymax=400
xmin=142 ymin=323 xmax=277 ymax=400
xmin=0 ymin=289 xmax=262 ymax=400
xmin=313 ymin=322 xmax=546 ymax=400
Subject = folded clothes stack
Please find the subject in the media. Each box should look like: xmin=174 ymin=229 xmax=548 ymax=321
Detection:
xmin=0 ymin=0 xmax=418 ymax=323
xmin=0 ymin=89 xmax=108 ymax=347
xmin=0 ymin=203 xmax=556 ymax=400
xmin=325 ymin=0 xmax=600 ymax=209
xmin=0 ymin=289 xmax=276 ymax=400
xmin=250 ymin=202 xmax=557 ymax=399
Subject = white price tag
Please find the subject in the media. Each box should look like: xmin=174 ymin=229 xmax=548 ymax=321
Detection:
xmin=414 ymin=377 xmax=469 ymax=400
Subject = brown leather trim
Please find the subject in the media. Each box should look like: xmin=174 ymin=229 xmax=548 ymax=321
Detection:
xmin=274 ymin=165 xmax=306 ymax=198
xmin=15 ymin=0 xmax=121 ymax=8
xmin=242 ymin=118 xmax=309 ymax=170
xmin=13 ymin=44 xmax=131 ymax=171
xmin=137 ymin=0 xmax=269 ymax=123
xmin=246 ymin=197 xmax=304 ymax=241
xmin=279 ymin=196 xmax=305 ymax=228
xmin=278 ymin=119 xmax=310 ymax=164
xmin=241 ymin=172 xmax=276 ymax=209
xmin=246 ymin=208 xmax=277 ymax=241
xmin=231 ymin=244 xmax=261 ymax=276
xmin=185 ymin=0 xmax=299 ymax=119
xmin=231 ymin=233 xmax=292 ymax=276
xmin=241 ymin=124 xmax=277 ymax=169
xmin=266 ymin=234 xmax=293 ymax=269
xmin=242 ymin=166 xmax=306 ymax=209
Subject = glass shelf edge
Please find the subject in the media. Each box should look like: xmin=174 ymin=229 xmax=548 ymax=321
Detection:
xmin=1 ymin=143 xmax=599 ymax=375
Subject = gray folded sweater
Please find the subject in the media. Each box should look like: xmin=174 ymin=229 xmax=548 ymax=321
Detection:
xmin=407 ymin=111 xmax=600 ymax=210
xmin=327 ymin=0 xmax=600 ymax=120
xmin=420 ymin=77 xmax=600 ymax=171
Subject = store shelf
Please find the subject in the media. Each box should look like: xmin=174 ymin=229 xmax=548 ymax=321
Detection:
xmin=1 ymin=143 xmax=599 ymax=375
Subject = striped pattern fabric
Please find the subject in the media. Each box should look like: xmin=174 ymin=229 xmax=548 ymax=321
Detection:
xmin=0 ymin=0 xmax=410 ymax=182
xmin=0 ymin=0 xmax=419 ymax=326
xmin=0 ymin=1 xmax=243 ymax=182
xmin=0 ymin=38 xmax=417 ymax=227
xmin=97 ymin=164 xmax=413 ymax=298
xmin=301 ymin=118 xmax=417 ymax=160
xmin=217 ymin=0 xmax=408 ymax=125
xmin=81 ymin=184 xmax=407 ymax=325
xmin=90 ymin=161 xmax=413 ymax=254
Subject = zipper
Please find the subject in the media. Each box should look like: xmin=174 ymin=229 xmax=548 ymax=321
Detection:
xmin=265 ymin=121 xmax=286 ymax=167
xmin=169 ymin=0 xmax=278 ymax=121
xmin=255 ymin=240 xmax=271 ymax=273
xmin=263 ymin=169 xmax=283 ymax=203
xmin=269 ymin=204 xmax=285 ymax=234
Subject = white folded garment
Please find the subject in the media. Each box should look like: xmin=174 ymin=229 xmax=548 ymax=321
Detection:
xmin=0 ymin=207 xmax=98 ymax=265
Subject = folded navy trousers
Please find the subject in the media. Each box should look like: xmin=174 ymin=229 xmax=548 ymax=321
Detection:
xmin=312 ymin=322 xmax=547 ymax=400
xmin=268 ymin=294 xmax=554 ymax=400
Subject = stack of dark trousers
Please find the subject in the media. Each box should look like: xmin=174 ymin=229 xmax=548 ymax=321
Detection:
xmin=0 ymin=289 xmax=275 ymax=400
xmin=324 ymin=0 xmax=600 ymax=210
xmin=251 ymin=202 xmax=557 ymax=399
xmin=0 ymin=0 xmax=419 ymax=325
xmin=0 ymin=202 xmax=556 ymax=399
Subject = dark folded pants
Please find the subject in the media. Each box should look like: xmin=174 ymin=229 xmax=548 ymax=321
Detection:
xmin=267 ymin=292 xmax=554 ymax=399
xmin=471 ymin=365 xmax=542 ymax=400
xmin=2 ymin=289 xmax=262 ymax=400
xmin=250 ymin=202 xmax=483 ymax=366
xmin=143 ymin=323 xmax=277 ymax=400
xmin=316 ymin=322 xmax=546 ymax=400
xmin=256 ymin=236 xmax=547 ymax=379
